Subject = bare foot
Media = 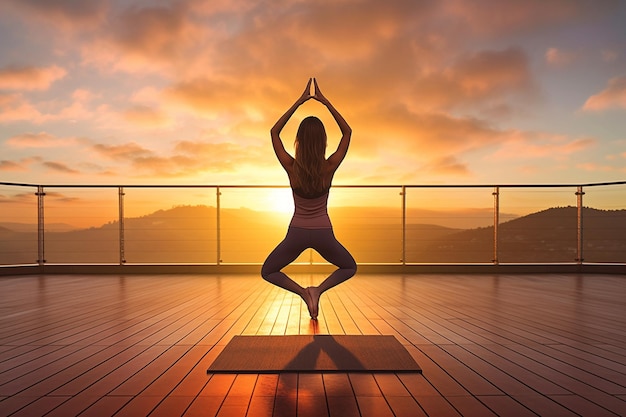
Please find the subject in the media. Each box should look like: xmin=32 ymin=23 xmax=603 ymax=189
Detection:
xmin=306 ymin=286 xmax=321 ymax=319
xmin=302 ymin=288 xmax=317 ymax=320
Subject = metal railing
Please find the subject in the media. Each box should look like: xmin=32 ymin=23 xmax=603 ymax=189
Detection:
xmin=1 ymin=181 xmax=625 ymax=268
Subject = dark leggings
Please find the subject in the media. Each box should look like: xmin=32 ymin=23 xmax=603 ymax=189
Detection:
xmin=261 ymin=227 xmax=357 ymax=295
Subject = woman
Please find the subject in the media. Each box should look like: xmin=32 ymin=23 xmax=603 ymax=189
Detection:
xmin=261 ymin=78 xmax=357 ymax=320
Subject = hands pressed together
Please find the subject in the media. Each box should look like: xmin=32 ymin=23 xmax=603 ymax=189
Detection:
xmin=297 ymin=78 xmax=329 ymax=106
xmin=271 ymin=77 xmax=350 ymax=148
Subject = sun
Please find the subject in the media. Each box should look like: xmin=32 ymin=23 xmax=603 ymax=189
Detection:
xmin=267 ymin=188 xmax=294 ymax=214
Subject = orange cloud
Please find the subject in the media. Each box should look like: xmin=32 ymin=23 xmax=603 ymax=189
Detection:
xmin=0 ymin=192 xmax=34 ymax=204
xmin=122 ymin=105 xmax=170 ymax=128
xmin=357 ymin=105 xmax=510 ymax=159
xmin=583 ymin=76 xmax=626 ymax=111
xmin=0 ymin=159 xmax=28 ymax=172
xmin=93 ymin=142 xmax=152 ymax=160
xmin=42 ymin=161 xmax=80 ymax=175
xmin=164 ymin=78 xmax=233 ymax=115
xmin=411 ymin=47 xmax=536 ymax=112
xmin=6 ymin=132 xmax=79 ymax=148
xmin=91 ymin=140 xmax=268 ymax=178
xmin=0 ymin=65 xmax=66 ymax=91
xmin=0 ymin=93 xmax=43 ymax=122
xmin=576 ymin=162 xmax=626 ymax=173
xmin=423 ymin=156 xmax=471 ymax=176
xmin=490 ymin=135 xmax=596 ymax=160
xmin=81 ymin=3 xmax=203 ymax=75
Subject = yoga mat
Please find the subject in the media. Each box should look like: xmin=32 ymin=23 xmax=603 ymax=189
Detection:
xmin=207 ymin=335 xmax=421 ymax=373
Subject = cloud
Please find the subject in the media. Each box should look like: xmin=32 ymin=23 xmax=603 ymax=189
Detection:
xmin=582 ymin=76 xmax=626 ymax=111
xmin=445 ymin=0 xmax=621 ymax=37
xmin=43 ymin=192 xmax=81 ymax=203
xmin=490 ymin=135 xmax=596 ymax=160
xmin=1 ymin=0 xmax=108 ymax=31
xmin=93 ymin=142 xmax=153 ymax=160
xmin=545 ymin=47 xmax=578 ymax=68
xmin=0 ymin=93 xmax=43 ymax=122
xmin=358 ymin=104 xmax=511 ymax=159
xmin=42 ymin=161 xmax=80 ymax=174
xmin=122 ymin=105 xmax=170 ymax=127
xmin=0 ymin=65 xmax=66 ymax=91
xmin=52 ymin=88 xmax=98 ymax=121
xmin=410 ymin=47 xmax=536 ymax=112
xmin=163 ymin=78 xmax=240 ymax=116
xmin=0 ymin=159 xmax=29 ymax=172
xmin=91 ymin=139 xmax=267 ymax=178
xmin=81 ymin=3 xmax=203 ymax=75
xmin=6 ymin=132 xmax=79 ymax=148
xmin=576 ymin=162 xmax=626 ymax=173
xmin=0 ymin=192 xmax=35 ymax=204
xmin=422 ymin=156 xmax=471 ymax=176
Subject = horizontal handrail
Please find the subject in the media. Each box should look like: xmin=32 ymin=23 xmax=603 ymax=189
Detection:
xmin=3 ymin=181 xmax=626 ymax=188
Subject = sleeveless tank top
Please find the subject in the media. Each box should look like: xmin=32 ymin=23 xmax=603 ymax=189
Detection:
xmin=289 ymin=188 xmax=332 ymax=229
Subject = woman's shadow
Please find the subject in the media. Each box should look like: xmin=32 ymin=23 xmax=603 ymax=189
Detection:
xmin=282 ymin=322 xmax=365 ymax=372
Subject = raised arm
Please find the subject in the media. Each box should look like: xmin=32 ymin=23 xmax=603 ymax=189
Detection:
xmin=270 ymin=79 xmax=312 ymax=171
xmin=312 ymin=79 xmax=352 ymax=171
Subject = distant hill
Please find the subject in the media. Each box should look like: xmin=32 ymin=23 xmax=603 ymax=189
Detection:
xmin=0 ymin=222 xmax=77 ymax=232
xmin=0 ymin=205 xmax=624 ymax=264
xmin=409 ymin=207 xmax=626 ymax=263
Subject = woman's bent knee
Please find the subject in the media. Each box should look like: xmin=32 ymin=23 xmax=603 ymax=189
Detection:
xmin=346 ymin=259 xmax=357 ymax=276
xmin=261 ymin=262 xmax=280 ymax=281
xmin=261 ymin=262 xmax=271 ymax=280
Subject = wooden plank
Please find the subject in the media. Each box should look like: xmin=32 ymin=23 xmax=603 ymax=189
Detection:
xmin=355 ymin=396 xmax=394 ymax=417
xmin=446 ymin=395 xmax=498 ymax=417
xmin=273 ymin=373 xmax=298 ymax=417
xmin=323 ymin=373 xmax=354 ymax=397
xmin=217 ymin=374 xmax=257 ymax=416
xmin=183 ymin=396 xmax=224 ymax=417
xmin=326 ymin=395 xmax=360 ymax=417
xmin=7 ymin=395 xmax=69 ymax=417
xmin=386 ymin=396 xmax=428 ymax=417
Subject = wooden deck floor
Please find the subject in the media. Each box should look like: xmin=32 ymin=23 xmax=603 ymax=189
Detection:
xmin=0 ymin=273 xmax=625 ymax=417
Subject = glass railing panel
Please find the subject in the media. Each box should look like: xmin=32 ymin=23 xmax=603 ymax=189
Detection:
xmin=219 ymin=187 xmax=292 ymax=264
xmin=0 ymin=184 xmax=38 ymax=265
xmin=498 ymin=187 xmax=577 ymax=263
xmin=405 ymin=187 xmax=494 ymax=263
xmin=583 ymin=184 xmax=626 ymax=262
xmin=43 ymin=187 xmax=119 ymax=263
xmin=1 ymin=181 xmax=624 ymax=267
xmin=328 ymin=187 xmax=403 ymax=264
xmin=123 ymin=187 xmax=217 ymax=263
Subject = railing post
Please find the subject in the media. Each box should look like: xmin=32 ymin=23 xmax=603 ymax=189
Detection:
xmin=401 ymin=185 xmax=406 ymax=265
xmin=118 ymin=187 xmax=126 ymax=265
xmin=36 ymin=185 xmax=46 ymax=266
xmin=493 ymin=186 xmax=499 ymax=265
xmin=216 ymin=186 xmax=222 ymax=265
xmin=576 ymin=186 xmax=584 ymax=264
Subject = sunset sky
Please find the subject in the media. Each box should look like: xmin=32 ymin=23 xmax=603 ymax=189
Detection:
xmin=1 ymin=0 xmax=625 ymax=189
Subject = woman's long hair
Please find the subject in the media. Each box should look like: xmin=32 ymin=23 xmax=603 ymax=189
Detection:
xmin=293 ymin=116 xmax=327 ymax=195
